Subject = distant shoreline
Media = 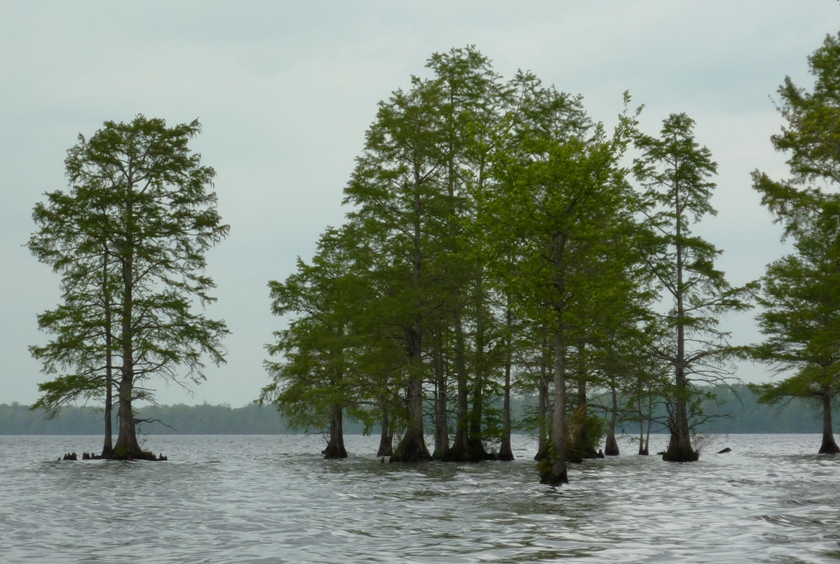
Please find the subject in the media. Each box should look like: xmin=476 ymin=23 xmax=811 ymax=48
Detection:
xmin=2 ymin=385 xmax=836 ymax=436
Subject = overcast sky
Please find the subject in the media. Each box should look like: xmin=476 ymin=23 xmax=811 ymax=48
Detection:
xmin=1 ymin=1 xmax=838 ymax=408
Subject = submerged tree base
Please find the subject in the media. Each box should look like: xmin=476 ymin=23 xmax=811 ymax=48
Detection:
xmin=818 ymin=435 xmax=840 ymax=454
xmin=61 ymin=451 xmax=168 ymax=461
xmin=110 ymin=450 xmax=167 ymax=461
xmin=377 ymin=438 xmax=393 ymax=458
xmin=538 ymin=458 xmax=568 ymax=485
xmin=604 ymin=435 xmax=620 ymax=456
xmin=390 ymin=433 xmax=432 ymax=463
xmin=662 ymin=445 xmax=699 ymax=462
xmin=496 ymin=446 xmax=515 ymax=462
xmin=322 ymin=443 xmax=348 ymax=459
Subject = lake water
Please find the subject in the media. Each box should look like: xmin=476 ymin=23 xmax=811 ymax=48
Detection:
xmin=0 ymin=434 xmax=838 ymax=563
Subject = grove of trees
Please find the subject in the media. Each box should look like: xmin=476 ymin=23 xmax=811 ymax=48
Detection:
xmin=259 ymin=46 xmax=750 ymax=485
xmin=28 ymin=33 xmax=840 ymax=482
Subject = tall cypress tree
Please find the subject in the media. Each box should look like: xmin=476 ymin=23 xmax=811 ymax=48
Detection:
xmin=29 ymin=186 xmax=119 ymax=455
xmin=634 ymin=113 xmax=751 ymax=462
xmin=343 ymin=77 xmax=450 ymax=462
xmin=29 ymin=115 xmax=229 ymax=459
xmin=750 ymin=32 xmax=840 ymax=454
xmin=488 ymin=78 xmax=637 ymax=484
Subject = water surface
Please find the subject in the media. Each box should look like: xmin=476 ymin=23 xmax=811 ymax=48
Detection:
xmin=1 ymin=434 xmax=838 ymax=563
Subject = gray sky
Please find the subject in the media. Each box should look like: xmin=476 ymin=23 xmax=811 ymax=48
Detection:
xmin=1 ymin=1 xmax=837 ymax=408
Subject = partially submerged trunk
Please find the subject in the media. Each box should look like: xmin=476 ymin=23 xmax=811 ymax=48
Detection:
xmin=377 ymin=405 xmax=393 ymax=457
xmin=101 ymin=247 xmax=113 ymax=458
xmin=819 ymin=387 xmax=840 ymax=455
xmin=111 ymin=226 xmax=154 ymax=461
xmin=323 ymin=403 xmax=347 ymax=459
xmin=391 ymin=184 xmax=432 ymax=464
xmin=663 ymin=200 xmax=697 ymax=463
xmin=572 ymin=376 xmax=598 ymax=460
xmin=541 ymin=329 xmax=568 ymax=485
xmin=534 ymin=352 xmax=550 ymax=462
xmin=467 ymin=409 xmax=492 ymax=459
xmin=466 ymin=278 xmax=492 ymax=461
xmin=445 ymin=301 xmax=472 ymax=462
xmin=391 ymin=376 xmax=432 ymax=463
xmin=604 ymin=385 xmax=620 ymax=456
xmin=432 ymin=340 xmax=449 ymax=460
xmin=638 ymin=417 xmax=651 ymax=456
xmin=497 ymin=305 xmax=514 ymax=462
xmin=391 ymin=333 xmax=432 ymax=463
xmin=103 ymin=375 xmax=113 ymax=458
xmin=467 ymin=378 xmax=491 ymax=460
xmin=663 ymin=388 xmax=697 ymax=462
xmin=664 ymin=427 xmax=698 ymax=462
xmin=637 ymin=395 xmax=650 ymax=455
xmin=112 ymin=372 xmax=153 ymax=460
xmin=391 ymin=418 xmax=431 ymax=463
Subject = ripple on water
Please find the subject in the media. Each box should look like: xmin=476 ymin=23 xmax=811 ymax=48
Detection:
xmin=1 ymin=434 xmax=839 ymax=562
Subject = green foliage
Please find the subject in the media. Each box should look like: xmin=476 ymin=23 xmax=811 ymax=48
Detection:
xmin=633 ymin=113 xmax=753 ymax=364
xmin=566 ymin=405 xmax=606 ymax=461
xmin=633 ymin=113 xmax=752 ymax=460
xmin=536 ymin=439 xmax=557 ymax=480
xmin=748 ymin=32 xmax=840 ymax=442
xmin=29 ymin=115 xmax=229 ymax=456
xmin=259 ymin=47 xmax=760 ymax=473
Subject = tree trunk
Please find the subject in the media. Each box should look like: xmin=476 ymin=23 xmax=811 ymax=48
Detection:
xmin=572 ymin=357 xmax=598 ymax=460
xmin=470 ymin=386 xmax=495 ymax=461
xmin=497 ymin=306 xmax=514 ymax=462
xmin=377 ymin=405 xmax=393 ymax=457
xmin=445 ymin=300 xmax=471 ymax=461
xmin=113 ymin=371 xmax=148 ymax=459
xmin=574 ymin=378 xmax=589 ymax=458
xmin=102 ymin=245 xmax=113 ymax=458
xmin=103 ymin=371 xmax=113 ymax=457
xmin=541 ymin=328 xmax=568 ymax=485
xmin=663 ymin=210 xmax=697 ymax=463
xmin=637 ymin=396 xmax=650 ymax=456
xmin=112 ymin=209 xmax=152 ymax=461
xmin=432 ymin=334 xmax=449 ymax=460
xmin=534 ymin=345 xmax=550 ymax=462
xmin=604 ymin=384 xmax=620 ymax=456
xmin=391 ymin=329 xmax=431 ymax=463
xmin=663 ymin=388 xmax=697 ymax=461
xmin=663 ymin=415 xmax=697 ymax=461
xmin=323 ymin=403 xmax=347 ymax=459
xmin=819 ymin=387 xmax=840 ymax=454
xmin=391 ymin=183 xmax=431 ymax=463
xmin=467 ymin=379 xmax=490 ymax=460
xmin=391 ymin=376 xmax=432 ymax=463
xmin=467 ymin=275 xmax=491 ymax=460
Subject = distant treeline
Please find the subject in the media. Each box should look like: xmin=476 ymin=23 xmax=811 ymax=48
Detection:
xmin=0 ymin=403 xmax=291 ymax=435
xmin=611 ymin=384 xmax=838 ymax=435
xmin=689 ymin=384 xmax=837 ymax=434
xmin=1 ymin=385 xmax=836 ymax=435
